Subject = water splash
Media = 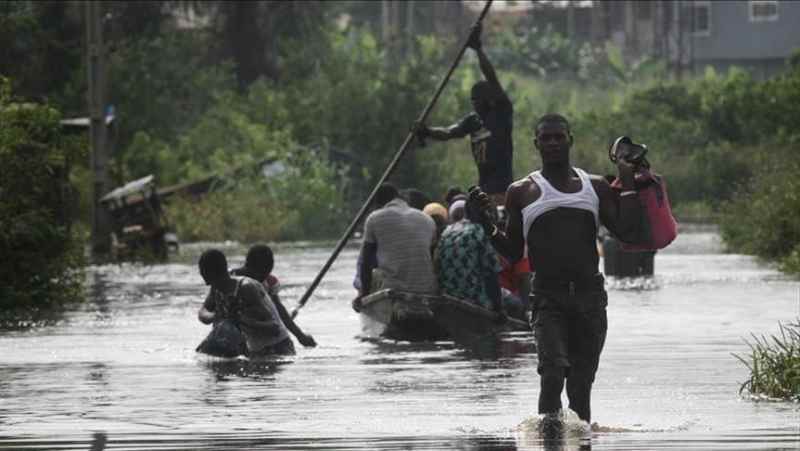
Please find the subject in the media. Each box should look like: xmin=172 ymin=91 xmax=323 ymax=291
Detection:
xmin=516 ymin=409 xmax=592 ymax=447
xmin=605 ymin=276 xmax=660 ymax=291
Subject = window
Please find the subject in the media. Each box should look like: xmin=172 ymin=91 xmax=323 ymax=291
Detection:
xmin=691 ymin=1 xmax=711 ymax=36
xmin=749 ymin=0 xmax=779 ymax=22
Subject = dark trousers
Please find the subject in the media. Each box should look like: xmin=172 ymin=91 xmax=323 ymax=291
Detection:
xmin=247 ymin=337 xmax=296 ymax=358
xmin=532 ymin=289 xmax=607 ymax=423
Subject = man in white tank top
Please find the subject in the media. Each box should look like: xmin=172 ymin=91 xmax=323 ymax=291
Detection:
xmin=473 ymin=114 xmax=645 ymax=426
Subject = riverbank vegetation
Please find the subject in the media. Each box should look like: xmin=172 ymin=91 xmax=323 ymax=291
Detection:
xmin=735 ymin=320 xmax=800 ymax=401
xmin=2 ymin=2 xmax=799 ymax=277
xmin=0 ymin=77 xmax=86 ymax=309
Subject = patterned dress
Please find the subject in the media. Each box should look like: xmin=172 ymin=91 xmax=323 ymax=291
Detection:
xmin=435 ymin=220 xmax=502 ymax=309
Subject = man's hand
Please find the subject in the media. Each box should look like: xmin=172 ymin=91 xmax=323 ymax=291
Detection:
xmin=467 ymin=22 xmax=482 ymax=50
xmin=468 ymin=186 xmax=497 ymax=235
xmin=351 ymin=296 xmax=364 ymax=313
xmin=298 ymin=333 xmax=317 ymax=348
xmin=198 ymin=307 xmax=216 ymax=325
xmin=616 ymin=159 xmax=637 ymax=190
xmin=412 ymin=121 xmax=430 ymax=147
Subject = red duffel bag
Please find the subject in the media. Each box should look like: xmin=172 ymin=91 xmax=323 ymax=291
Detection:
xmin=611 ymin=169 xmax=678 ymax=251
xmin=608 ymin=136 xmax=678 ymax=251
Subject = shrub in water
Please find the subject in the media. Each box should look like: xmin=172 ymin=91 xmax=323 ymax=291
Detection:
xmin=735 ymin=320 xmax=800 ymax=401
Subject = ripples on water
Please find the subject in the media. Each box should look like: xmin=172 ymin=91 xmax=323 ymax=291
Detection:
xmin=1 ymin=228 xmax=799 ymax=450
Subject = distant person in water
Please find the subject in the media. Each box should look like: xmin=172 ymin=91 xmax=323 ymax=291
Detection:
xmin=231 ymin=244 xmax=316 ymax=348
xmin=415 ymin=23 xmax=513 ymax=207
xmin=352 ymin=183 xmax=438 ymax=312
xmin=474 ymin=113 xmax=646 ymax=424
xmin=197 ymin=249 xmax=295 ymax=357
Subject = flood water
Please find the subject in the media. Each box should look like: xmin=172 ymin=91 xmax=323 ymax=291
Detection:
xmin=1 ymin=226 xmax=799 ymax=450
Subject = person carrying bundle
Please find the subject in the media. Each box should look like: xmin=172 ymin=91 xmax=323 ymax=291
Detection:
xmin=196 ymin=249 xmax=295 ymax=358
xmin=470 ymin=114 xmax=654 ymax=425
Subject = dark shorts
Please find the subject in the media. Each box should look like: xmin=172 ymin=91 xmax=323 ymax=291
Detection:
xmin=531 ymin=290 xmax=608 ymax=378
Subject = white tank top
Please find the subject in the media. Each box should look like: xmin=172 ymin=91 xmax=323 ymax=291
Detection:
xmin=522 ymin=167 xmax=600 ymax=241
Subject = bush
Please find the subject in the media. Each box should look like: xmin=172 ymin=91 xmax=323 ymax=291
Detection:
xmin=718 ymin=156 xmax=800 ymax=270
xmin=0 ymin=77 xmax=86 ymax=309
xmin=735 ymin=320 xmax=800 ymax=401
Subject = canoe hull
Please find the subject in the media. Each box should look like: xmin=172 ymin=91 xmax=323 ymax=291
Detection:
xmin=359 ymin=290 xmax=448 ymax=341
xmin=359 ymin=289 xmax=530 ymax=343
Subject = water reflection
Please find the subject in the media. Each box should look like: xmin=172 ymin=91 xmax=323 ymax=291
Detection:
xmin=2 ymin=232 xmax=800 ymax=450
xmin=200 ymin=357 xmax=292 ymax=381
xmin=89 ymin=431 xmax=107 ymax=451
xmin=459 ymin=332 xmax=536 ymax=361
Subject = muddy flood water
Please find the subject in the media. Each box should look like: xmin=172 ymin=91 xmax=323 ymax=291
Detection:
xmin=1 ymin=225 xmax=799 ymax=450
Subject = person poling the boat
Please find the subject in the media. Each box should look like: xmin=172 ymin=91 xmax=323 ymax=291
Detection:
xmin=470 ymin=114 xmax=647 ymax=425
xmin=413 ymin=22 xmax=513 ymax=207
xmin=435 ymin=196 xmax=507 ymax=323
xmin=197 ymin=249 xmax=295 ymax=357
xmin=351 ymin=183 xmax=438 ymax=313
xmin=231 ymin=244 xmax=316 ymax=348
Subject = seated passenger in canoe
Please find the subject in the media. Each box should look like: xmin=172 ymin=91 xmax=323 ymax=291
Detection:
xmin=444 ymin=186 xmax=466 ymax=209
xmin=435 ymin=196 xmax=506 ymax=321
xmin=448 ymin=196 xmax=467 ymax=223
xmin=352 ymin=183 xmax=438 ymax=312
xmin=422 ymin=202 xmax=449 ymax=244
xmin=196 ymin=249 xmax=295 ymax=357
xmin=231 ymin=244 xmax=316 ymax=348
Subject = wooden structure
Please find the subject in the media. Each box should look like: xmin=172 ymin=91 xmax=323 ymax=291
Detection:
xmin=100 ymin=175 xmax=175 ymax=260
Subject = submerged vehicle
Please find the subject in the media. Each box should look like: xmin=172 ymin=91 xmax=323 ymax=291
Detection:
xmin=100 ymin=175 xmax=178 ymax=260
xmin=358 ymin=289 xmax=530 ymax=344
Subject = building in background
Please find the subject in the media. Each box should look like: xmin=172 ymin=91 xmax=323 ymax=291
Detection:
xmin=465 ymin=0 xmax=800 ymax=79
xmin=685 ymin=0 xmax=800 ymax=78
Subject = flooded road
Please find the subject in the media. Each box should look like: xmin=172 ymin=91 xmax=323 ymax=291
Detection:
xmin=1 ymin=226 xmax=799 ymax=450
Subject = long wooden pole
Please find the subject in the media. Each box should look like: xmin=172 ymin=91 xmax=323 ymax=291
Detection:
xmin=87 ymin=1 xmax=111 ymax=258
xmin=291 ymin=0 xmax=494 ymax=318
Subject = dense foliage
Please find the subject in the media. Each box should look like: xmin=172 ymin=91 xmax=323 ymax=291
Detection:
xmin=2 ymin=2 xmax=800 ymax=275
xmin=0 ymin=77 xmax=85 ymax=309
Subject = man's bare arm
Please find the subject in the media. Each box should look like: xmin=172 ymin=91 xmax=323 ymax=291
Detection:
xmin=596 ymin=163 xmax=644 ymax=243
xmin=469 ymin=23 xmax=511 ymax=105
xmin=487 ymin=181 xmax=531 ymax=262
xmin=198 ymin=289 xmax=216 ymax=324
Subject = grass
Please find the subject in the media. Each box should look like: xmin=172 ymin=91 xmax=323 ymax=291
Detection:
xmin=734 ymin=319 xmax=800 ymax=401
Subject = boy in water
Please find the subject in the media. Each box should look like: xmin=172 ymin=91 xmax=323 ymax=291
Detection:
xmin=231 ymin=244 xmax=316 ymax=348
xmin=197 ymin=249 xmax=295 ymax=356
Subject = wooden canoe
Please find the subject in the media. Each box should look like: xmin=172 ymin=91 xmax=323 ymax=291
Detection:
xmin=358 ymin=289 xmax=530 ymax=343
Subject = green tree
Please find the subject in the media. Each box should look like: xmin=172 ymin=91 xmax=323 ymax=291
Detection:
xmin=0 ymin=77 xmax=86 ymax=309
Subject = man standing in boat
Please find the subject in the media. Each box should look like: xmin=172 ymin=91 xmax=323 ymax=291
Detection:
xmin=473 ymin=114 xmax=644 ymax=425
xmin=414 ymin=23 xmax=513 ymax=207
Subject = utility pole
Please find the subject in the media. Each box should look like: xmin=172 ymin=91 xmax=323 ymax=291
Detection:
xmin=86 ymin=1 xmax=111 ymax=257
